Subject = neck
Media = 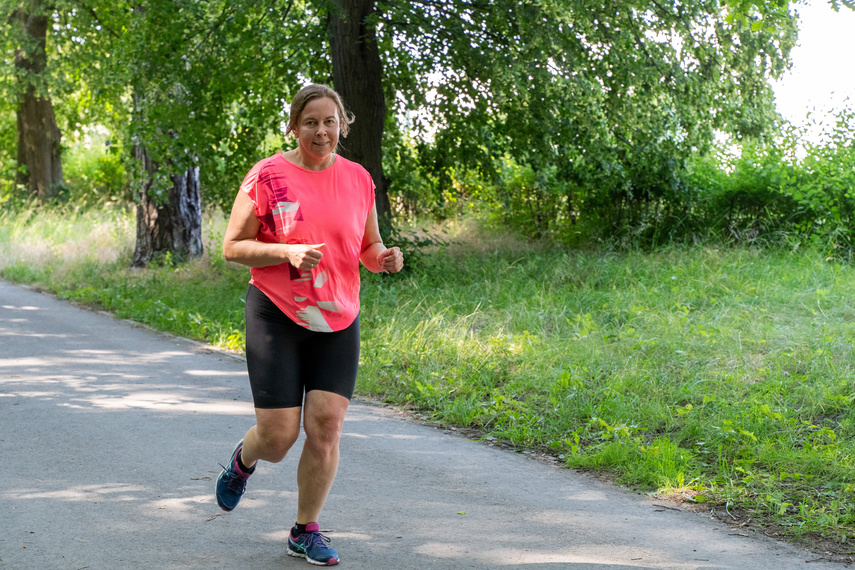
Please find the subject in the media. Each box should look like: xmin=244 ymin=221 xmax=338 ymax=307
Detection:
xmin=293 ymin=148 xmax=334 ymax=171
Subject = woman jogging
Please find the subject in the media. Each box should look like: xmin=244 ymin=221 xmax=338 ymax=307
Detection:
xmin=215 ymin=83 xmax=403 ymax=566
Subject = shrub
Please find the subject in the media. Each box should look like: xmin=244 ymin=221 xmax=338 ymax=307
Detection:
xmin=62 ymin=130 xmax=128 ymax=205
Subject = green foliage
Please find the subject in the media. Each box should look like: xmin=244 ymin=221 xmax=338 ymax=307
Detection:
xmin=378 ymin=0 xmax=798 ymax=240
xmin=102 ymin=0 xmax=330 ymax=210
xmin=786 ymin=108 xmax=855 ymax=240
xmin=62 ymin=129 xmax=127 ymax=205
xmin=382 ymin=121 xmax=439 ymax=221
xmin=0 ymin=102 xmax=17 ymax=198
xmin=431 ymin=104 xmax=855 ymax=249
xmin=55 ymin=261 xmax=251 ymax=351
xmin=726 ymin=0 xmax=855 ymax=27
xmin=489 ymin=156 xmax=571 ymax=238
xmin=682 ymin=139 xmax=799 ymax=241
xmin=676 ymin=107 xmax=855 ymax=248
xmin=0 ymin=0 xmax=329 ymax=210
xmin=2 ymin=0 xmax=850 ymax=255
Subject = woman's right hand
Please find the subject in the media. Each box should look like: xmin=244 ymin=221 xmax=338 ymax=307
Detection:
xmin=286 ymin=243 xmax=326 ymax=271
xmin=223 ymin=191 xmax=327 ymax=270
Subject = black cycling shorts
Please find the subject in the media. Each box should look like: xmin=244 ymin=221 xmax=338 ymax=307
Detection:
xmin=244 ymin=284 xmax=360 ymax=409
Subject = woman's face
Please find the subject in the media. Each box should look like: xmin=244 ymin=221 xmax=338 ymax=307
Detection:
xmin=295 ymin=97 xmax=340 ymax=161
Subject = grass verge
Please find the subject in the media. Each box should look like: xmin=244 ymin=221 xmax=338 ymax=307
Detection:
xmin=2 ymin=206 xmax=855 ymax=556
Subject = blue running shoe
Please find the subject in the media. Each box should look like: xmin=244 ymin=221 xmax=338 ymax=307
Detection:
xmin=287 ymin=523 xmax=340 ymax=566
xmin=216 ymin=440 xmax=253 ymax=511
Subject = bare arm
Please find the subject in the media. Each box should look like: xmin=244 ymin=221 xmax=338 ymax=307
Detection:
xmin=359 ymin=205 xmax=403 ymax=273
xmin=222 ymin=190 xmax=324 ymax=270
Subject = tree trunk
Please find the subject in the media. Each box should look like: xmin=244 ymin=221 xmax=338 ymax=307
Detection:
xmin=327 ymin=0 xmax=392 ymax=232
xmin=12 ymin=0 xmax=63 ymax=199
xmin=131 ymin=144 xmax=203 ymax=267
xmin=128 ymin=1 xmax=203 ymax=268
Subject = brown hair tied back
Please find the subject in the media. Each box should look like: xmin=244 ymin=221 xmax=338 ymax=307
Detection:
xmin=286 ymin=84 xmax=355 ymax=138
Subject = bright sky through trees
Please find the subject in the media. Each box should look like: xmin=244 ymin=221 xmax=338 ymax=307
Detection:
xmin=772 ymin=2 xmax=855 ymax=134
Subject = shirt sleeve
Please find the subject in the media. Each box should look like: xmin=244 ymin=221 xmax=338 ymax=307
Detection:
xmin=240 ymin=159 xmax=264 ymax=205
xmin=364 ymin=167 xmax=376 ymax=211
xmin=240 ymin=159 xmax=276 ymax=237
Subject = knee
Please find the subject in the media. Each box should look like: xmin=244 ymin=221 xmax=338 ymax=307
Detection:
xmin=256 ymin=428 xmax=299 ymax=463
xmin=304 ymin=415 xmax=344 ymax=455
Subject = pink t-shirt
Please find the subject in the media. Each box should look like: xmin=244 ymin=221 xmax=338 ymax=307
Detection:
xmin=241 ymin=152 xmax=375 ymax=332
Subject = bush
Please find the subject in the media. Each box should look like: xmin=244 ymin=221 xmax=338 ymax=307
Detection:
xmin=681 ymin=108 xmax=855 ymax=248
xmin=784 ymin=108 xmax=855 ymax=243
xmin=0 ymin=105 xmax=21 ymax=205
xmin=403 ymin=106 xmax=855 ymax=252
xmin=62 ymin=130 xmax=128 ymax=205
xmin=685 ymin=139 xmax=801 ymax=240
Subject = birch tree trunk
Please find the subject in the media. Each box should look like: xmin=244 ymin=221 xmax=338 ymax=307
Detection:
xmin=131 ymin=142 xmax=203 ymax=267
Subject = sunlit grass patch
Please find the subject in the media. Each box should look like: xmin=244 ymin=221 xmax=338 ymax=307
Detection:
xmin=358 ymin=239 xmax=855 ymax=544
xmin=0 ymin=204 xmax=134 ymax=275
xmin=0 ymin=205 xmax=247 ymax=350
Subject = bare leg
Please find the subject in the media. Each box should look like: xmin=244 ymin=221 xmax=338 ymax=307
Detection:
xmin=241 ymin=407 xmax=302 ymax=467
xmin=296 ymin=390 xmax=350 ymax=524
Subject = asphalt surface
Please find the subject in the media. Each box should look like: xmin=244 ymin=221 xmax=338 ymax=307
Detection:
xmin=0 ymin=279 xmax=848 ymax=569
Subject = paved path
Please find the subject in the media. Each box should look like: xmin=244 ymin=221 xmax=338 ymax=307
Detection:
xmin=0 ymin=280 xmax=846 ymax=569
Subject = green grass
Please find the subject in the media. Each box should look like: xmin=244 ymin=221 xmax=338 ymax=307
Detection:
xmin=3 ymin=206 xmax=855 ymax=547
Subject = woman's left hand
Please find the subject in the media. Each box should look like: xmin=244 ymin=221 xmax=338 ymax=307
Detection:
xmin=377 ymin=247 xmax=404 ymax=273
